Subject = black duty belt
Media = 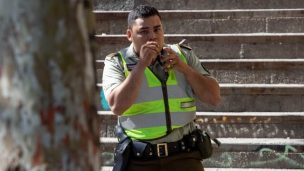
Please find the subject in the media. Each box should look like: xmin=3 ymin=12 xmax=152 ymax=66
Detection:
xmin=131 ymin=132 xmax=199 ymax=160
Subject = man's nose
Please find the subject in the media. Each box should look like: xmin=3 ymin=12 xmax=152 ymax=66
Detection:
xmin=147 ymin=31 xmax=156 ymax=40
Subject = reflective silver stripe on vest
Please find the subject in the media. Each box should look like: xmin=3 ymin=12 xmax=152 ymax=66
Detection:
xmin=119 ymin=111 xmax=196 ymax=130
xmin=134 ymin=81 xmax=194 ymax=103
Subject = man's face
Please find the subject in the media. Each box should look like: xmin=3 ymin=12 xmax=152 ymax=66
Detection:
xmin=127 ymin=15 xmax=164 ymax=55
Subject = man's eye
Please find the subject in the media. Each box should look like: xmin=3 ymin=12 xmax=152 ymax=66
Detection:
xmin=154 ymin=28 xmax=161 ymax=32
xmin=139 ymin=30 xmax=149 ymax=34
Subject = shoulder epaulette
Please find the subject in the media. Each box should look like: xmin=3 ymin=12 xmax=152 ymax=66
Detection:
xmin=178 ymin=39 xmax=192 ymax=51
xmin=106 ymin=52 xmax=119 ymax=58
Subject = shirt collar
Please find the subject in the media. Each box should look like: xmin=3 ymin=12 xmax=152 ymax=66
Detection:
xmin=125 ymin=44 xmax=138 ymax=60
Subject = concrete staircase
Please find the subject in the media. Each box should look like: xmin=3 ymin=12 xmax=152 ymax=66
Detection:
xmin=93 ymin=0 xmax=304 ymax=170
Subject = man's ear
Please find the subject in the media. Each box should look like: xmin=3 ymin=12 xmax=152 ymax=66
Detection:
xmin=127 ymin=29 xmax=132 ymax=42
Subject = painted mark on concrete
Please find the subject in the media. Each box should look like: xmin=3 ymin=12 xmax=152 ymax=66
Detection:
xmin=250 ymin=145 xmax=304 ymax=168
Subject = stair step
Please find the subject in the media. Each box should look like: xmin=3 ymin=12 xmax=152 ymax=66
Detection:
xmin=100 ymin=167 xmax=304 ymax=171
xmin=100 ymin=137 xmax=304 ymax=146
xmin=95 ymin=9 xmax=304 ymax=34
xmin=95 ymin=9 xmax=304 ymax=19
xmin=100 ymin=138 xmax=304 ymax=169
xmin=94 ymin=0 xmax=304 ymax=10
xmin=96 ymin=33 xmax=304 ymax=43
xmin=96 ymin=59 xmax=304 ymax=84
xmin=195 ymin=169 xmax=304 ymax=171
xmin=98 ymin=111 xmax=304 ymax=121
xmin=97 ymin=83 xmax=304 ymax=95
xmin=100 ymin=137 xmax=304 ymax=152
xmin=96 ymin=59 xmax=304 ymax=69
xmin=220 ymin=83 xmax=304 ymax=94
xmin=98 ymin=110 xmax=304 ymax=114
xmin=96 ymin=84 xmax=304 ymax=112
xmin=98 ymin=112 xmax=304 ymax=138
xmin=95 ymin=33 xmax=304 ymax=60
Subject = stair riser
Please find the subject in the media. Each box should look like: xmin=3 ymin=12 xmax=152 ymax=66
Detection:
xmin=202 ymin=94 xmax=304 ymax=112
xmin=100 ymin=123 xmax=304 ymax=139
xmin=94 ymin=0 xmax=304 ymax=10
xmin=96 ymin=87 xmax=304 ymax=112
xmin=95 ymin=37 xmax=304 ymax=60
xmin=100 ymin=142 xmax=304 ymax=153
xmin=100 ymin=150 xmax=304 ymax=169
xmin=211 ymin=69 xmax=304 ymax=84
xmin=95 ymin=10 xmax=304 ymax=20
xmin=96 ymin=17 xmax=304 ymax=34
xmin=96 ymin=64 xmax=304 ymax=84
xmin=99 ymin=115 xmax=304 ymax=138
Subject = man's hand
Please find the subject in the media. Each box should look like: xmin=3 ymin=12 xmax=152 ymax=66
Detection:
xmin=160 ymin=47 xmax=186 ymax=72
xmin=107 ymin=41 xmax=161 ymax=115
xmin=160 ymin=47 xmax=221 ymax=106
xmin=139 ymin=41 xmax=160 ymax=67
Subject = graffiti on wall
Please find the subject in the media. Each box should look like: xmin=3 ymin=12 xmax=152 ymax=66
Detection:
xmin=250 ymin=145 xmax=304 ymax=168
xmin=205 ymin=145 xmax=304 ymax=168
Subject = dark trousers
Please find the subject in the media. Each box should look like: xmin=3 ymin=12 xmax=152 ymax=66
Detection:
xmin=126 ymin=150 xmax=204 ymax=171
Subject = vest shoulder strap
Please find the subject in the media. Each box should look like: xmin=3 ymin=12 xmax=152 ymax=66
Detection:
xmin=117 ymin=51 xmax=129 ymax=77
xmin=178 ymin=39 xmax=192 ymax=50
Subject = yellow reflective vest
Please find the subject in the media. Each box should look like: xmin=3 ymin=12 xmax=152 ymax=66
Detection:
xmin=118 ymin=44 xmax=196 ymax=140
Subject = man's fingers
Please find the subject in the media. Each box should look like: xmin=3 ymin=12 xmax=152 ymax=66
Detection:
xmin=139 ymin=42 xmax=161 ymax=66
xmin=144 ymin=44 xmax=159 ymax=53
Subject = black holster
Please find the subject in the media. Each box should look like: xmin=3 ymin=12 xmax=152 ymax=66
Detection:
xmin=112 ymin=126 xmax=132 ymax=171
xmin=192 ymin=128 xmax=221 ymax=159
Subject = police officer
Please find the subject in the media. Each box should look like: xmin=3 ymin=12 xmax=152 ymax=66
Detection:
xmin=102 ymin=5 xmax=221 ymax=171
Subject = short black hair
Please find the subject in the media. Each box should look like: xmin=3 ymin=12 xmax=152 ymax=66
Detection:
xmin=128 ymin=5 xmax=161 ymax=28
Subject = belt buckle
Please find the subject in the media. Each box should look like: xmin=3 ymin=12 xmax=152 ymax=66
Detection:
xmin=157 ymin=143 xmax=168 ymax=157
